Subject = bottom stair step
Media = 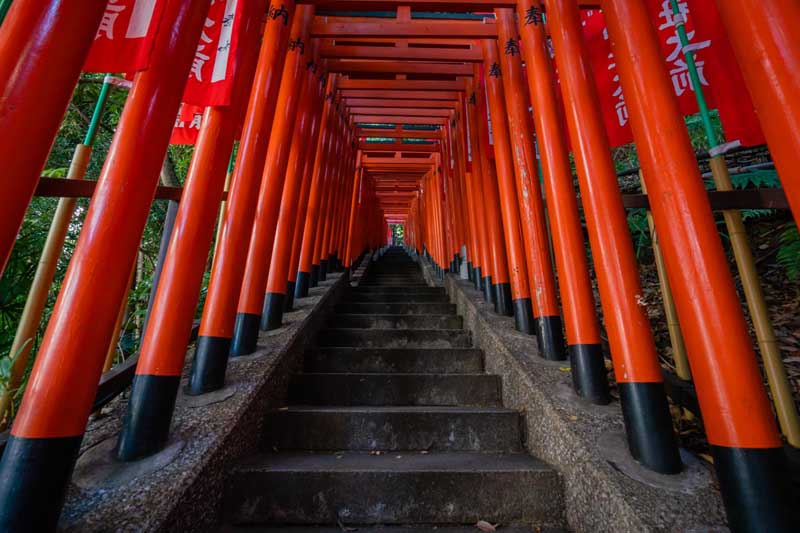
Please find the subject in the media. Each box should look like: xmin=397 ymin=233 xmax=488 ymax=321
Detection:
xmin=221 ymin=527 xmax=566 ymax=532
xmin=263 ymin=406 xmax=521 ymax=452
xmin=225 ymin=452 xmax=564 ymax=526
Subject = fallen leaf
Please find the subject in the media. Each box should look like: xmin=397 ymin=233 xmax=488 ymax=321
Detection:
xmin=476 ymin=520 xmax=498 ymax=531
xmin=558 ymin=367 xmax=571 ymax=372
xmin=698 ymin=453 xmax=715 ymax=464
xmin=569 ymin=415 xmax=578 ymax=422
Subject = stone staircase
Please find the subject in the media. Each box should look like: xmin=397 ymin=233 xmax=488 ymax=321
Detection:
xmin=221 ymin=247 xmax=566 ymax=531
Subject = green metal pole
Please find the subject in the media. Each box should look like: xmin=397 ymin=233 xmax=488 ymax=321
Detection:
xmin=0 ymin=0 xmax=13 ymax=27
xmin=669 ymin=0 xmax=800 ymax=447
xmin=84 ymin=77 xmax=114 ymax=146
xmin=668 ymin=0 xmax=718 ymax=146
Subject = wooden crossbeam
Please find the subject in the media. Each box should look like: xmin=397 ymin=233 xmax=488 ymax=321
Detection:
xmin=350 ymin=107 xmax=451 ymax=117
xmin=341 ymin=89 xmax=460 ymax=100
xmin=360 ymin=141 xmax=438 ymax=152
xmin=339 ymin=79 xmax=465 ymax=91
xmin=312 ymin=20 xmax=497 ymax=39
xmin=353 ymin=115 xmax=447 ymax=125
xmin=308 ymin=0 xmax=516 ymax=10
xmin=364 ymin=156 xmax=434 ymax=163
xmin=345 ymin=98 xmax=458 ymax=108
xmin=327 ymin=60 xmax=472 ymax=76
xmin=307 ymin=0 xmax=601 ymax=10
xmin=320 ymin=43 xmax=481 ymax=62
xmin=356 ymin=128 xmax=441 ymax=139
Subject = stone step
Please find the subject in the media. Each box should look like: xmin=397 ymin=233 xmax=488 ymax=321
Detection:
xmin=352 ymin=286 xmax=445 ymax=295
xmin=362 ymin=276 xmax=424 ymax=279
xmin=317 ymin=329 xmax=472 ymax=349
xmin=289 ymin=373 xmax=501 ymax=406
xmin=220 ymin=527 xmax=561 ymax=532
xmin=329 ymin=314 xmax=462 ymax=330
xmin=344 ymin=293 xmax=450 ymax=303
xmin=225 ymin=452 xmax=564 ymax=526
xmin=358 ymin=282 xmax=428 ymax=287
xmin=263 ymin=406 xmax=520 ymax=452
xmin=335 ymin=303 xmax=457 ymax=315
xmin=305 ymin=348 xmax=484 ymax=374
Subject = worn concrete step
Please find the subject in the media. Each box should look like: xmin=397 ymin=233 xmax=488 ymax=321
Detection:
xmin=361 ymin=275 xmax=424 ymax=280
xmin=289 ymin=373 xmax=501 ymax=406
xmin=264 ymin=406 xmax=520 ymax=452
xmin=358 ymin=282 xmax=428 ymax=288
xmin=225 ymin=452 xmax=564 ymax=526
xmin=345 ymin=293 xmax=450 ymax=303
xmin=330 ymin=314 xmax=462 ymax=330
xmin=220 ymin=527 xmax=560 ymax=532
xmin=352 ymin=286 xmax=445 ymax=295
xmin=305 ymin=348 xmax=484 ymax=374
xmin=358 ymin=282 xmax=428 ymax=286
xmin=317 ymin=329 xmax=472 ymax=348
xmin=336 ymin=303 xmax=457 ymax=315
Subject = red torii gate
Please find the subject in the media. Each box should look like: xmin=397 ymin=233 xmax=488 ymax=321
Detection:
xmin=0 ymin=1 xmax=797 ymax=531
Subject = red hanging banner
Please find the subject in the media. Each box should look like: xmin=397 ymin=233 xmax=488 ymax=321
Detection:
xmin=83 ymin=0 xmax=167 ymax=73
xmin=181 ymin=0 xmax=244 ymax=106
xmin=170 ymin=104 xmax=205 ymax=145
xmin=580 ymin=1 xmax=765 ymax=148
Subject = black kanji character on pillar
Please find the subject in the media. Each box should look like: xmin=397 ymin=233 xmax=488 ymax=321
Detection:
xmin=268 ymin=3 xmax=289 ymax=26
xmin=468 ymin=92 xmax=476 ymax=104
xmin=326 ymin=91 xmax=334 ymax=101
xmin=289 ymin=37 xmax=305 ymax=54
xmin=525 ymin=6 xmax=542 ymax=26
xmin=489 ymin=62 xmax=501 ymax=78
xmin=505 ymin=38 xmax=520 ymax=56
xmin=306 ymin=60 xmax=317 ymax=72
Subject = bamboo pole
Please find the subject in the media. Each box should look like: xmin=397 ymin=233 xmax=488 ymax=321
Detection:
xmin=669 ymin=0 xmax=800 ymax=446
xmin=0 ymin=78 xmax=115 ymax=429
xmin=213 ymin=154 xmax=235 ymax=258
xmin=639 ymin=173 xmax=691 ymax=379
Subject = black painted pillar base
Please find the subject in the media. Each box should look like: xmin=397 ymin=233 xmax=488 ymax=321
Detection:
xmin=482 ymin=276 xmax=493 ymax=304
xmin=618 ymin=382 xmax=682 ymax=475
xmin=117 ymin=374 xmax=181 ymax=461
xmin=230 ymin=312 xmax=261 ymax=357
xmin=261 ymin=292 xmax=285 ymax=331
xmin=710 ymin=445 xmax=795 ymax=532
xmin=535 ymin=315 xmax=566 ymax=361
xmin=0 ymin=434 xmax=83 ymax=531
xmin=493 ymin=282 xmax=513 ymax=316
xmin=284 ymin=281 xmax=296 ymax=311
xmin=296 ymin=271 xmax=311 ymax=298
xmin=467 ymin=262 xmax=474 ymax=282
xmin=512 ymin=298 xmax=535 ymax=334
xmin=473 ymin=266 xmax=482 ymax=291
xmin=568 ymin=344 xmax=610 ymax=405
xmin=319 ymin=260 xmax=328 ymax=281
xmin=188 ymin=335 xmax=232 ymax=394
xmin=310 ymin=264 xmax=320 ymax=287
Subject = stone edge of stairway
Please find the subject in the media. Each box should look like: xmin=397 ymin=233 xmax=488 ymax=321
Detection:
xmin=58 ymin=262 xmax=360 ymax=532
xmin=416 ymin=254 xmax=729 ymax=533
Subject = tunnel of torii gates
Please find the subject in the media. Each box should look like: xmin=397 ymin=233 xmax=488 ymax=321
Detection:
xmin=0 ymin=0 xmax=798 ymax=530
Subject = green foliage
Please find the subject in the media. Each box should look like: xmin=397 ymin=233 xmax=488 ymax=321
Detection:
xmin=0 ymin=75 xmax=207 ymax=421
xmin=626 ymin=209 xmax=652 ymax=259
xmin=777 ymin=223 xmax=800 ymax=280
xmin=390 ymin=224 xmax=405 ymax=245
